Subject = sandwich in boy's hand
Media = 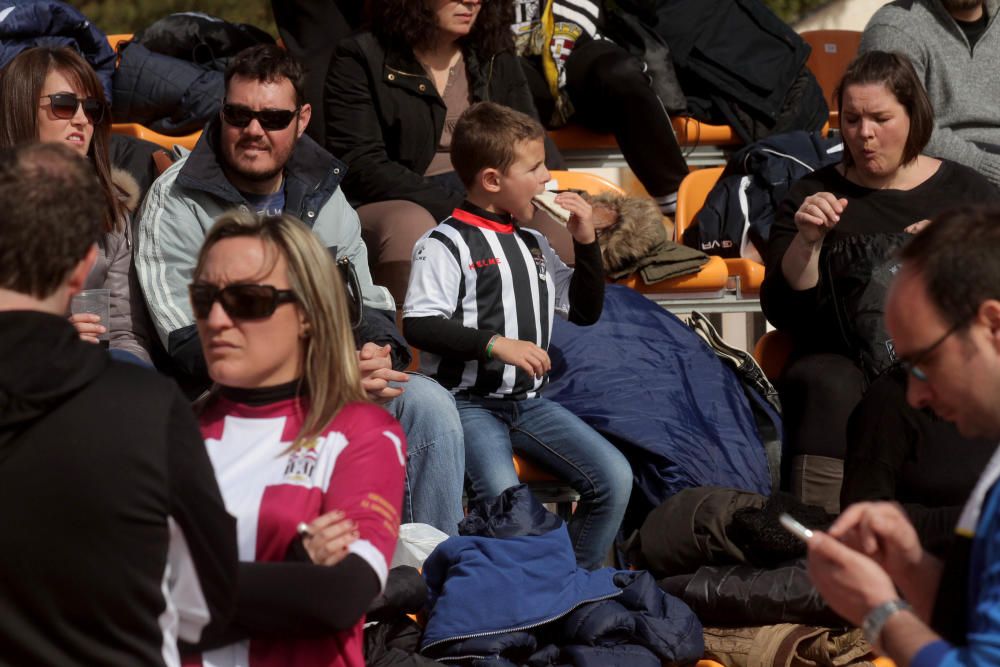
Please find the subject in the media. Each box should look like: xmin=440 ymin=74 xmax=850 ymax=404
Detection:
xmin=532 ymin=190 xmax=572 ymax=225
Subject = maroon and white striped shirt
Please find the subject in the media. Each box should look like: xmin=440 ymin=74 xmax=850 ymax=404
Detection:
xmin=189 ymin=399 xmax=406 ymax=667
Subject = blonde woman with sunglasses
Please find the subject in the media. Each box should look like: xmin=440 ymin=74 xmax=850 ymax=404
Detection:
xmin=0 ymin=47 xmax=151 ymax=363
xmin=187 ymin=210 xmax=406 ymax=667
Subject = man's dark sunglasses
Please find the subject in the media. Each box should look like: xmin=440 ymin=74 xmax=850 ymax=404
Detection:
xmin=41 ymin=93 xmax=106 ymax=124
xmin=189 ymin=283 xmax=298 ymax=320
xmin=221 ymin=103 xmax=299 ymax=131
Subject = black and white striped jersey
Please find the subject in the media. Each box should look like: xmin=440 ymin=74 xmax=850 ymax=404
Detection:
xmin=404 ymin=204 xmax=575 ymax=398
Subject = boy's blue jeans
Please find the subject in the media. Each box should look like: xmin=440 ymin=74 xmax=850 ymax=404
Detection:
xmin=456 ymin=393 xmax=632 ymax=570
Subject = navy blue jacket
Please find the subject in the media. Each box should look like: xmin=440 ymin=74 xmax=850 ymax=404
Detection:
xmin=0 ymin=0 xmax=115 ymax=102
xmin=545 ymin=285 xmax=773 ymax=514
xmin=111 ymin=41 xmax=224 ymax=136
xmin=687 ymin=130 xmax=844 ymax=257
xmin=420 ymin=485 xmax=704 ymax=666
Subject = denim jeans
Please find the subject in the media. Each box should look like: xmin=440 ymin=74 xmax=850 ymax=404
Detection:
xmin=387 ymin=374 xmax=466 ymax=535
xmin=456 ymin=394 xmax=632 ymax=569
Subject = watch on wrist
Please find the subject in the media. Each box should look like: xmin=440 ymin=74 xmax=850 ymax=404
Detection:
xmin=862 ymin=598 xmax=912 ymax=647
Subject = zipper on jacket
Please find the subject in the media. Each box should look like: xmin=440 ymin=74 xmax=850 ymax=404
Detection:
xmin=421 ymin=588 xmax=623 ymax=652
xmin=385 ymin=63 xmax=427 ymax=80
xmin=484 ymin=54 xmax=496 ymax=101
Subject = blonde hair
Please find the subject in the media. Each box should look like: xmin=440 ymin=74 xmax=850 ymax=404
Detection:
xmin=195 ymin=210 xmax=366 ymax=449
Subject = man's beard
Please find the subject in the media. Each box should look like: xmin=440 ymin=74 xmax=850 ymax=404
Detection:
xmin=941 ymin=0 xmax=982 ymax=13
xmin=231 ymin=161 xmax=284 ymax=183
xmin=224 ymin=141 xmax=288 ymax=183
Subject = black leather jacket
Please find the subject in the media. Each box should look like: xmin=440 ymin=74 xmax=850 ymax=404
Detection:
xmin=324 ymin=32 xmax=562 ymax=221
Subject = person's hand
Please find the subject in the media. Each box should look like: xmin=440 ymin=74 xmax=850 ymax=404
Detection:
xmin=357 ymin=342 xmax=407 ymax=404
xmin=794 ymin=192 xmax=848 ymax=245
xmin=807 ymin=530 xmax=898 ymax=627
xmin=829 ymin=501 xmax=924 ymax=583
xmin=556 ymin=191 xmax=596 ymax=244
xmin=490 ymin=336 xmax=551 ymax=379
xmin=905 ymin=219 xmax=931 ymax=235
xmin=69 ymin=313 xmax=106 ymax=344
xmin=299 ymin=510 xmax=359 ymax=567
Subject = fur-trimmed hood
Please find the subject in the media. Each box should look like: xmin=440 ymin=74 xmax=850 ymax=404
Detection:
xmin=112 ymin=167 xmax=141 ymax=214
xmin=589 ymin=192 xmax=669 ymax=273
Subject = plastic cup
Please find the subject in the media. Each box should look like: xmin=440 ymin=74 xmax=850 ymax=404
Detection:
xmin=71 ymin=288 xmax=111 ymax=347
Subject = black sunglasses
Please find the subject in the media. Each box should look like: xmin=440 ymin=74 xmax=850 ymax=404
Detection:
xmin=189 ymin=283 xmax=298 ymax=320
xmin=221 ymin=102 xmax=300 ymax=131
xmin=41 ymin=93 xmax=106 ymax=124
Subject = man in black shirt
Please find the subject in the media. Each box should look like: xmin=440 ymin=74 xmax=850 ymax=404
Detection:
xmin=0 ymin=142 xmax=237 ymax=666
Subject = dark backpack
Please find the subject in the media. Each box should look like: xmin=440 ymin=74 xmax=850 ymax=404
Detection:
xmin=135 ymin=12 xmax=274 ymax=67
xmin=646 ymin=0 xmax=828 ymax=143
xmin=822 ymin=232 xmax=910 ymax=382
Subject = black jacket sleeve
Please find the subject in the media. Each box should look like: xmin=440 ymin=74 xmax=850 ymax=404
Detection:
xmin=760 ymin=181 xmax=822 ymax=336
xmin=355 ymin=306 xmax=412 ymax=371
xmin=567 ymin=238 xmax=605 ymax=325
xmin=166 ymin=387 xmax=239 ymax=647
xmin=404 ymin=316 xmax=497 ymax=362
xmin=166 ymin=324 xmax=213 ymax=398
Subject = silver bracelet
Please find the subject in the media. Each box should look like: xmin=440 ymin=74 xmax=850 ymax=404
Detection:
xmin=862 ymin=598 xmax=913 ymax=647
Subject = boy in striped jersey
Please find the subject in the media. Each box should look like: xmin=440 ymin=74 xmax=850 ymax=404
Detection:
xmin=403 ymin=102 xmax=632 ymax=569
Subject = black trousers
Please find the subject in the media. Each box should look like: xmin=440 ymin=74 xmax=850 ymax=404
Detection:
xmin=520 ymin=39 xmax=688 ymax=197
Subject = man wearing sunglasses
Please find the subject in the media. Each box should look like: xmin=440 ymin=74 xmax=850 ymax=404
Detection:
xmin=0 ymin=142 xmax=237 ymax=665
xmin=135 ymin=44 xmax=465 ymax=537
xmin=804 ymin=206 xmax=1000 ymax=667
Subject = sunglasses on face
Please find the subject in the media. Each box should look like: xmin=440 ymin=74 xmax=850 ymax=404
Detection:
xmin=40 ymin=93 xmax=106 ymax=124
xmin=221 ymin=103 xmax=299 ymax=131
xmin=189 ymin=283 xmax=298 ymax=320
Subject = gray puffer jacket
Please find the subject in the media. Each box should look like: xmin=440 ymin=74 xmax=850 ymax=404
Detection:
xmin=82 ymin=169 xmax=152 ymax=364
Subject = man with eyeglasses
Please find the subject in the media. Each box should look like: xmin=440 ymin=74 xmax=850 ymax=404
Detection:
xmin=135 ymin=44 xmax=466 ymax=536
xmin=805 ymin=206 xmax=1000 ymax=667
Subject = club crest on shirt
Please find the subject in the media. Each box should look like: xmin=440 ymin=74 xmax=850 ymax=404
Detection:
xmin=283 ymin=440 xmax=320 ymax=484
xmin=530 ymin=247 xmax=547 ymax=280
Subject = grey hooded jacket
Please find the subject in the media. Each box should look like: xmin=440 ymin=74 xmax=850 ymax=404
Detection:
xmin=83 ymin=168 xmax=152 ymax=364
xmin=135 ymin=117 xmax=394 ymax=381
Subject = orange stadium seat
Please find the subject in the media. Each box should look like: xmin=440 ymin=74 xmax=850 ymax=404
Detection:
xmin=106 ymin=33 xmax=203 ymax=153
xmin=548 ymin=170 xmax=730 ymax=297
xmin=548 ymin=118 xmax=741 ymax=171
xmin=105 ymin=33 xmax=133 ymax=52
xmin=549 ymin=118 xmax=741 ymax=153
xmin=112 ymin=123 xmax=202 ymax=152
xmin=548 ymin=169 xmax=625 ymax=196
xmin=753 ymin=329 xmax=794 ymax=381
xmin=801 ymin=30 xmax=863 ymax=129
